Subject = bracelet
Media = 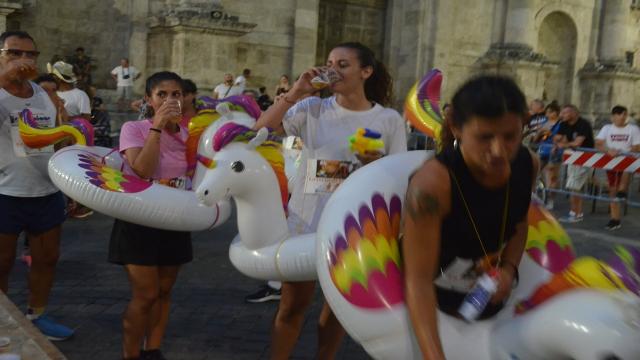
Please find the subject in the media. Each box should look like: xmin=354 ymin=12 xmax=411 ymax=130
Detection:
xmin=149 ymin=127 xmax=162 ymax=133
xmin=499 ymin=259 xmax=519 ymax=287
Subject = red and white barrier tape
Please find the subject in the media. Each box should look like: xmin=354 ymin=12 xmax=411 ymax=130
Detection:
xmin=562 ymin=150 xmax=640 ymax=173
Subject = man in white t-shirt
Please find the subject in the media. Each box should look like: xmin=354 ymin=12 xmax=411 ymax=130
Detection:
xmin=213 ymin=73 xmax=243 ymax=99
xmin=595 ymin=105 xmax=640 ymax=230
xmin=110 ymin=58 xmax=140 ymax=109
xmin=234 ymin=68 xmax=251 ymax=93
xmin=47 ymin=61 xmax=91 ymax=120
xmin=0 ymin=30 xmax=74 ymax=341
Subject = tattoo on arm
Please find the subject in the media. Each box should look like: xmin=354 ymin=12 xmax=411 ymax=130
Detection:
xmin=405 ymin=186 xmax=440 ymax=220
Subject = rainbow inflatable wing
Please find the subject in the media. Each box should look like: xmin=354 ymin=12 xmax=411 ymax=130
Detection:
xmin=19 ymin=109 xmax=94 ymax=147
xmin=329 ymin=193 xmax=403 ymax=309
xmin=404 ymin=69 xmax=444 ymax=139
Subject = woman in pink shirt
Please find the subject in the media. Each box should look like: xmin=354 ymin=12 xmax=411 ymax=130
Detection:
xmin=109 ymin=71 xmax=190 ymax=360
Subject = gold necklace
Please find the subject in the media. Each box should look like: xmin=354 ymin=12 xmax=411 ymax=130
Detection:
xmin=449 ymin=170 xmax=510 ymax=266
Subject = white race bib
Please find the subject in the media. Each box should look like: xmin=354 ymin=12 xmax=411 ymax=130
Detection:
xmin=303 ymin=158 xmax=357 ymax=194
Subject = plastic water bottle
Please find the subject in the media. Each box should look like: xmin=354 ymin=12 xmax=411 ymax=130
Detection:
xmin=458 ymin=270 xmax=499 ymax=322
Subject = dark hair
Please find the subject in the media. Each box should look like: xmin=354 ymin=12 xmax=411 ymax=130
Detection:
xmin=243 ymin=68 xmax=251 ymax=76
xmin=76 ymin=47 xmax=84 ymax=52
xmin=333 ymin=42 xmax=392 ymax=106
xmin=259 ymin=86 xmax=266 ymax=93
xmin=612 ymin=105 xmax=628 ymax=115
xmin=182 ymin=79 xmax=197 ymax=94
xmin=545 ymin=101 xmax=560 ymax=114
xmin=441 ymin=75 xmax=527 ymax=150
xmin=0 ymin=31 xmax=35 ymax=48
xmin=33 ymin=74 xmax=58 ymax=85
xmin=562 ymin=104 xmax=579 ymax=113
xmin=145 ymin=71 xmax=183 ymax=96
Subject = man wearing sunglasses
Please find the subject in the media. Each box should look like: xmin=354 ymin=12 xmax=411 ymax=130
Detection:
xmin=0 ymin=30 xmax=74 ymax=341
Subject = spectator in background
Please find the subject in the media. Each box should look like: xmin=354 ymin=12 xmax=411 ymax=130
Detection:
xmin=47 ymin=61 xmax=94 ymax=219
xmin=90 ymin=96 xmax=112 ymax=148
xmin=534 ymin=101 xmax=562 ymax=210
xmin=34 ymin=74 xmax=68 ymax=125
xmin=235 ymin=68 xmax=251 ymax=92
xmin=524 ymin=99 xmax=547 ymax=146
xmin=556 ymin=104 xmax=595 ymax=223
xmin=595 ymin=105 xmax=640 ymax=230
xmin=47 ymin=61 xmax=91 ymax=121
xmin=275 ymin=74 xmax=291 ymax=96
xmin=213 ymin=73 xmax=242 ymax=99
xmin=181 ymin=78 xmax=198 ymax=127
xmin=69 ymin=47 xmax=92 ymax=87
xmin=257 ymin=86 xmax=273 ymax=111
xmin=111 ymin=58 xmax=140 ymax=110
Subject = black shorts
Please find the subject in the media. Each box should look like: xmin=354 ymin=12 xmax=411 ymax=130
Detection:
xmin=108 ymin=219 xmax=192 ymax=266
xmin=0 ymin=192 xmax=66 ymax=234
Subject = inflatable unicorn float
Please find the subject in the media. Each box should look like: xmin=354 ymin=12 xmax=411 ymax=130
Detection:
xmin=194 ymin=71 xmax=640 ymax=359
xmin=21 ymin=95 xmax=264 ymax=231
xmin=22 ymin=79 xmax=640 ymax=359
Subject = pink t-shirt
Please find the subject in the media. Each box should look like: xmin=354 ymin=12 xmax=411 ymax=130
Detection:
xmin=119 ymin=119 xmax=189 ymax=186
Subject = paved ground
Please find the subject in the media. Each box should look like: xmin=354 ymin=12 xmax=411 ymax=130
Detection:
xmin=6 ymin=188 xmax=640 ymax=360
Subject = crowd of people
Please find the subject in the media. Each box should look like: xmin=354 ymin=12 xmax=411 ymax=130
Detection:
xmin=0 ymin=28 xmax=638 ymax=360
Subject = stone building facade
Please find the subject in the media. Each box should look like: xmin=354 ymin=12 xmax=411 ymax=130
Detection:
xmin=1 ymin=0 xmax=639 ymax=124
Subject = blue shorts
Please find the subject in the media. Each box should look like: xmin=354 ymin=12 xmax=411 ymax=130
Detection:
xmin=0 ymin=192 xmax=66 ymax=234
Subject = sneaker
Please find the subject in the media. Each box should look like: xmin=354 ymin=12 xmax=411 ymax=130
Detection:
xmin=245 ymin=285 xmax=282 ymax=303
xmin=545 ymin=200 xmax=554 ymax=210
xmin=31 ymin=314 xmax=74 ymax=341
xmin=605 ymin=219 xmax=621 ymax=231
xmin=559 ymin=212 xmax=583 ymax=223
xmin=141 ymin=349 xmax=167 ymax=360
xmin=70 ymin=205 xmax=94 ymax=219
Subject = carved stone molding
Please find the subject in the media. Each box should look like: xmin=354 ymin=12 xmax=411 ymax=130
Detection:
xmin=149 ymin=4 xmax=256 ymax=36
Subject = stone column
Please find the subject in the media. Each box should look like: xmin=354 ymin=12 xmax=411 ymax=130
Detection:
xmin=0 ymin=1 xmax=22 ymax=33
xmin=291 ymin=0 xmax=320 ymax=77
xmin=598 ymin=0 xmax=631 ymax=64
xmin=504 ymin=0 xmax=536 ymax=47
xmin=129 ymin=0 xmax=150 ymax=96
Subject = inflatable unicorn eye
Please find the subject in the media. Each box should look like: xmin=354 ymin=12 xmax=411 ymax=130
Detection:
xmin=231 ymin=161 xmax=244 ymax=173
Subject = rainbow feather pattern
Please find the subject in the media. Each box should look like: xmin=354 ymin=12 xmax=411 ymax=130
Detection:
xmin=404 ymin=69 xmax=444 ymax=139
xmin=77 ymin=153 xmax=151 ymax=193
xmin=329 ymin=193 xmax=403 ymax=308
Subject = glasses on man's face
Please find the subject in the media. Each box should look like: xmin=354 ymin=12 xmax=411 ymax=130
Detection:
xmin=0 ymin=48 xmax=40 ymax=59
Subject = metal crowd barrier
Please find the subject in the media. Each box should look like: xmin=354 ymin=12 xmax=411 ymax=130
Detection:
xmin=541 ymin=146 xmax=640 ymax=212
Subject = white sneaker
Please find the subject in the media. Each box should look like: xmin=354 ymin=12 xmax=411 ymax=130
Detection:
xmin=545 ymin=200 xmax=554 ymax=210
xmin=559 ymin=211 xmax=583 ymax=223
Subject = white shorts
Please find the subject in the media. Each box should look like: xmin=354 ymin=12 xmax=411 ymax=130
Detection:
xmin=566 ymin=165 xmax=590 ymax=191
xmin=116 ymin=85 xmax=133 ymax=100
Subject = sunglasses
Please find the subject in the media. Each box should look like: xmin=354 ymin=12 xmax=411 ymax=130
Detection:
xmin=0 ymin=48 xmax=40 ymax=59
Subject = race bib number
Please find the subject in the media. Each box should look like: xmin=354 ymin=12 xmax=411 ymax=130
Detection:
xmin=10 ymin=127 xmax=54 ymax=157
xmin=303 ymin=158 xmax=356 ymax=194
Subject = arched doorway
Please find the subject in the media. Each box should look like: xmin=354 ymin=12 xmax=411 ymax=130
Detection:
xmin=316 ymin=0 xmax=387 ymax=65
xmin=537 ymin=11 xmax=578 ymax=104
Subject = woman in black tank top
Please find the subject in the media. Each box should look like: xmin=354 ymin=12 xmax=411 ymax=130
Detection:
xmin=402 ymin=76 xmax=539 ymax=359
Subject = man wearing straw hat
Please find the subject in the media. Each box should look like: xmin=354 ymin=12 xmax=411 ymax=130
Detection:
xmin=47 ymin=60 xmax=91 ymax=122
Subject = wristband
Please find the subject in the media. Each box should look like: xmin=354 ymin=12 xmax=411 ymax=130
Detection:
xmin=499 ymin=259 xmax=519 ymax=287
xmin=149 ymin=127 xmax=162 ymax=133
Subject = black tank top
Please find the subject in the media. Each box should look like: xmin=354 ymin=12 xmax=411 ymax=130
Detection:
xmin=434 ymin=145 xmax=533 ymax=318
